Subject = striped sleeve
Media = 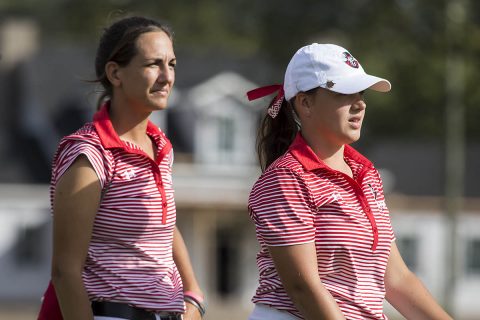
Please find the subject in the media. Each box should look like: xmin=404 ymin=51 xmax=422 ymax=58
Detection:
xmin=249 ymin=167 xmax=315 ymax=246
xmin=53 ymin=139 xmax=108 ymax=188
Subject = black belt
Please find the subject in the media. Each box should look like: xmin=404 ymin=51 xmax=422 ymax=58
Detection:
xmin=91 ymin=301 xmax=182 ymax=320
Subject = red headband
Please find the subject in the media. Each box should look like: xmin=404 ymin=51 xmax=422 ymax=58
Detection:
xmin=247 ymin=84 xmax=285 ymax=118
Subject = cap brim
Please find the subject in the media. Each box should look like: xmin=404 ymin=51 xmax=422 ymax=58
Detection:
xmin=330 ymin=74 xmax=391 ymax=94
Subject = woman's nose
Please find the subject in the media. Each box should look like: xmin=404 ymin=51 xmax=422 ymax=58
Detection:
xmin=158 ymin=65 xmax=174 ymax=84
xmin=352 ymin=94 xmax=366 ymax=110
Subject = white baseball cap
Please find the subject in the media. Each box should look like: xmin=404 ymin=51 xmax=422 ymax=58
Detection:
xmin=283 ymin=43 xmax=391 ymax=100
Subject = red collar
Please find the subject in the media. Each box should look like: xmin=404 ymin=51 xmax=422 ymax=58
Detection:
xmin=93 ymin=102 xmax=162 ymax=150
xmin=289 ymin=133 xmax=373 ymax=172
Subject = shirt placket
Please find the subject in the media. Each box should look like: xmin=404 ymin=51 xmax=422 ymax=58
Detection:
xmin=336 ymin=170 xmax=379 ymax=251
xmin=150 ymin=161 xmax=168 ymax=224
xmin=125 ymin=145 xmax=169 ymax=225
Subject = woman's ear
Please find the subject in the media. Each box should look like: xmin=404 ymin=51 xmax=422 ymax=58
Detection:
xmin=295 ymin=93 xmax=312 ymax=118
xmin=105 ymin=61 xmax=121 ymax=87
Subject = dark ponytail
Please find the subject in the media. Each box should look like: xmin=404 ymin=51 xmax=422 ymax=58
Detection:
xmin=256 ymin=97 xmax=299 ymax=171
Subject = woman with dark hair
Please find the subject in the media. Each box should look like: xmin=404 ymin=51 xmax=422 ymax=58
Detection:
xmin=38 ymin=16 xmax=205 ymax=320
xmin=246 ymin=43 xmax=451 ymax=320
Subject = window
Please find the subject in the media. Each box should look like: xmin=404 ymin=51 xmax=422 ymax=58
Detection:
xmin=466 ymin=238 xmax=480 ymax=275
xmin=217 ymin=118 xmax=234 ymax=152
xmin=215 ymin=226 xmax=240 ymax=297
xmin=396 ymin=236 xmax=419 ymax=271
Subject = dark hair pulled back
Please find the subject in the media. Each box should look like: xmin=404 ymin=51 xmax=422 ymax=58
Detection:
xmin=256 ymin=97 xmax=298 ymax=171
xmin=94 ymin=16 xmax=173 ymax=108
xmin=256 ymin=88 xmax=318 ymax=171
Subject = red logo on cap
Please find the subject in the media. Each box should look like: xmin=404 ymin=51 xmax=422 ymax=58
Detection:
xmin=343 ymin=52 xmax=359 ymax=68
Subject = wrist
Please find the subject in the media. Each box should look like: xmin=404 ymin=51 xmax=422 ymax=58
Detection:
xmin=184 ymin=290 xmax=204 ymax=302
xmin=184 ymin=290 xmax=206 ymax=317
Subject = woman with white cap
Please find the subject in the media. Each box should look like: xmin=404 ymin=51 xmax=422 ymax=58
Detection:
xmin=247 ymin=44 xmax=451 ymax=320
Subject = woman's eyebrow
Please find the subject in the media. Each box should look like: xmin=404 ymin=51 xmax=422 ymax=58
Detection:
xmin=145 ymin=57 xmax=177 ymax=63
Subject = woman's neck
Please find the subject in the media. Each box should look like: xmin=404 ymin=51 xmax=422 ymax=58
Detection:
xmin=301 ymin=132 xmax=352 ymax=177
xmin=108 ymin=99 xmax=151 ymax=144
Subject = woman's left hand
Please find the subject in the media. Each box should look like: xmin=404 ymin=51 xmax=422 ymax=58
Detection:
xmin=183 ymin=301 xmax=202 ymax=320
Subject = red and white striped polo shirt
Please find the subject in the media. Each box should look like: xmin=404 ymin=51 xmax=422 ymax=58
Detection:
xmin=248 ymin=133 xmax=395 ymax=319
xmin=50 ymin=104 xmax=184 ymax=313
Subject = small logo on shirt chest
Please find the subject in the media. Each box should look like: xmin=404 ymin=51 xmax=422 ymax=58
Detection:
xmin=122 ymin=169 xmax=136 ymax=180
xmin=332 ymin=192 xmax=342 ymax=202
xmin=368 ymin=183 xmax=386 ymax=211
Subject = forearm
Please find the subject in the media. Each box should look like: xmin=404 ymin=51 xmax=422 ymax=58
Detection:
xmin=385 ymin=242 xmax=452 ymax=320
xmin=172 ymin=226 xmax=202 ymax=294
xmin=269 ymin=244 xmax=345 ymax=320
xmin=287 ymin=280 xmax=345 ymax=320
xmin=386 ymin=270 xmax=452 ymax=320
xmin=51 ymin=269 xmax=93 ymax=320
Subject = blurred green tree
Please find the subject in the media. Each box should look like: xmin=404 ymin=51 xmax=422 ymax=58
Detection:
xmin=1 ymin=0 xmax=479 ymax=141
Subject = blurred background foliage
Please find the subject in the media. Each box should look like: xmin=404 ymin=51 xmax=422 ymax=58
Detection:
xmin=1 ymin=0 xmax=479 ymax=142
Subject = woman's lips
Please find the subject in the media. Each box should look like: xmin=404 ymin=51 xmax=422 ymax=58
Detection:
xmin=151 ymin=88 xmax=169 ymax=96
xmin=348 ymin=117 xmax=362 ymax=129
